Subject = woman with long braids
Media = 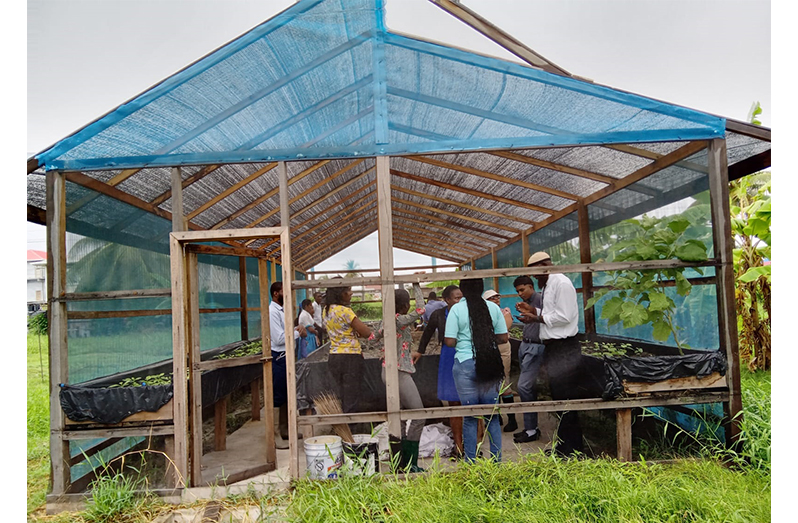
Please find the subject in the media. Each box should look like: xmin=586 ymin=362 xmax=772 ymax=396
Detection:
xmin=323 ymin=285 xmax=373 ymax=415
xmin=443 ymin=278 xmax=509 ymax=462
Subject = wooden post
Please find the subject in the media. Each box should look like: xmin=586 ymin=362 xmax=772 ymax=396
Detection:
xmin=259 ymin=258 xmax=276 ymax=466
xmin=522 ymin=230 xmax=529 ymax=267
xmin=239 ymin=257 xmax=249 ymax=340
xmin=169 ymin=234 xmax=189 ymax=486
xmin=616 ymin=409 xmax=633 ymax=461
xmin=578 ymin=205 xmax=596 ymax=334
xmin=376 ymin=156 xmax=402 ymax=440
xmin=171 ymin=167 xmax=187 ymax=232
xmin=278 ymin=161 xmax=301 ymax=478
xmin=46 ymin=170 xmax=70 ymax=496
xmin=214 ymin=396 xmax=228 ymax=451
xmin=491 ymin=247 xmax=499 ymax=294
xmin=186 ymin=251 xmax=203 ymax=487
xmin=707 ymin=138 xmax=743 ymax=446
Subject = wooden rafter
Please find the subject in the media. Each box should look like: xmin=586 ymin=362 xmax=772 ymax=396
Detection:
xmin=295 ymin=215 xmax=378 ymax=268
xmin=403 ymin=155 xmax=580 ymax=201
xmin=605 ymin=144 xmax=708 ymax=174
xmin=391 ymin=186 xmax=525 ymax=233
xmin=392 ymin=207 xmax=514 ymax=242
xmin=291 ymin=202 xmax=377 ymax=262
xmin=392 ymin=210 xmax=501 ymax=246
xmin=480 ymin=140 xmax=710 ymax=259
xmin=394 ymin=221 xmax=485 ymax=254
xmin=489 ymin=150 xmax=616 ymax=185
xmin=244 ymin=160 xmax=368 ymax=229
xmin=209 ymin=160 xmax=329 ymax=230
xmin=187 ymin=163 xmax=277 ymax=219
xmin=391 ymin=168 xmax=553 ymax=215
xmin=257 ymin=178 xmax=377 ymax=252
xmin=427 ymin=0 xmax=572 ymax=77
xmin=292 ymin=194 xmax=377 ymax=245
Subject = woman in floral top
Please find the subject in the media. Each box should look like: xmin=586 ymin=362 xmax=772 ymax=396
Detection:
xmin=373 ymin=284 xmax=427 ymax=472
xmin=323 ymin=285 xmax=372 ymax=415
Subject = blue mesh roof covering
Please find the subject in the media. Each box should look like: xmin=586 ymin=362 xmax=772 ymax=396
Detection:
xmin=27 ymin=0 xmax=770 ymax=269
xmin=32 ymin=0 xmax=725 ymax=172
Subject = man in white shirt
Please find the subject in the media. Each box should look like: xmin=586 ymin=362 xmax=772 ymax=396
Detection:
xmin=268 ymin=282 xmax=303 ymax=449
xmin=517 ymin=251 xmax=602 ymax=457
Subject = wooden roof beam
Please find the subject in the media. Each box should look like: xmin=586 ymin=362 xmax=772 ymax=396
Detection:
xmin=289 ymin=202 xmax=377 ymax=262
xmin=187 ymin=162 xmax=277 ymax=219
xmin=391 ymin=190 xmax=523 ymax=235
xmin=392 ymin=210 xmax=502 ymax=246
xmin=392 ymin=206 xmax=515 ymax=242
xmin=394 ymin=221 xmax=486 ymax=254
xmin=404 ymin=155 xmax=579 ymax=201
xmin=427 ymin=0 xmax=573 ymax=77
xmin=295 ymin=214 xmax=378 ymax=268
xmin=393 ymin=238 xmax=463 ymax=264
xmin=392 ymin=230 xmax=477 ymax=259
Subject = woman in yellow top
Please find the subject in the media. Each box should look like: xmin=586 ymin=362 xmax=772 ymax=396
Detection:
xmin=323 ymin=285 xmax=373 ymax=414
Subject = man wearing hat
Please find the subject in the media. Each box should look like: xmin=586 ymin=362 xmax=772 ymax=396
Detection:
xmin=516 ymin=251 xmax=597 ymax=456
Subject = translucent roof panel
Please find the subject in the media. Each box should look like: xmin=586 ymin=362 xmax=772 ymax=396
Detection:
xmin=33 ymin=0 xmax=725 ymax=172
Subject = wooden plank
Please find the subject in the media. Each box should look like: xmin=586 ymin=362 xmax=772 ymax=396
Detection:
xmin=186 ymin=252 xmax=203 ymax=487
xmin=291 ymin=258 xmax=717 ymax=289
xmin=578 ymin=205 xmax=596 ymax=334
xmin=307 ymin=263 xmax=460 ymax=275
xmin=60 ymin=289 xmax=171 ymax=301
xmin=187 ymin=163 xmax=277 ymax=219
xmin=171 ymin=227 xmax=284 ymax=242
xmin=60 ymin=425 xmax=176 ymax=439
xmin=616 ymin=409 xmax=633 ymax=462
xmin=169 ymin=233 xmax=189 ymax=486
xmin=391 ymin=168 xmax=553 ymax=216
xmin=171 ymin=167 xmax=187 ymax=232
xmin=67 ymin=309 xmax=170 ymax=320
xmin=46 ymin=170 xmax=70 ymax=496
xmin=491 ymin=248 xmax=499 ymax=294
xmin=259 ymin=258 xmax=276 ymax=465
xmin=185 ymin=243 xmax=268 ymax=259
xmin=65 ymin=171 xmax=175 ymax=223
xmin=427 ymin=0 xmax=572 ymax=76
xmin=152 ymin=164 xmax=223 ymax=207
xmin=707 ymin=138 xmax=743 ymax=446
xmin=239 ymin=257 xmax=249 ymax=341
xmin=214 ymin=396 xmax=228 ymax=451
xmin=278 ymin=171 xmax=301 ymax=477
xmin=195 ymin=354 xmax=266 ymax=372
xmin=405 ymin=155 xmax=579 ymax=201
xmin=623 ymin=372 xmax=727 ymax=394
xmin=376 ymin=156 xmax=402 ymax=443
xmin=297 ymin=392 xmax=730 ymax=425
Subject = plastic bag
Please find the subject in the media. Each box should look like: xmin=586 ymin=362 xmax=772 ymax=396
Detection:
xmin=418 ymin=422 xmax=454 ymax=458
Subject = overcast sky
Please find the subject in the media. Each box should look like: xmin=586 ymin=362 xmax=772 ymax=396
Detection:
xmin=25 ymin=0 xmax=774 ymax=273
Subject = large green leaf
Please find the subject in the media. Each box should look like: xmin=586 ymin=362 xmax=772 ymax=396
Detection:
xmin=674 ymin=240 xmax=708 ymax=262
xmin=651 ymin=318 xmax=673 ymax=341
xmin=620 ymin=301 xmax=648 ymax=328
xmin=599 ymin=296 xmax=624 ymax=320
xmin=675 ymin=272 xmax=692 ymax=296
xmin=739 ymin=265 xmax=771 ymax=283
xmin=648 ymin=290 xmax=673 ymax=312
xmin=667 ymin=219 xmax=691 ymax=235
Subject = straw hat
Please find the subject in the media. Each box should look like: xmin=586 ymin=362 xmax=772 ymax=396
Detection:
xmin=527 ymin=251 xmax=551 ymax=266
xmin=482 ymin=289 xmax=500 ymax=300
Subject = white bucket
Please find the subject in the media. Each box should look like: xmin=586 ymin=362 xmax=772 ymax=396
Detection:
xmin=304 ymin=435 xmax=343 ymax=480
xmin=343 ymin=434 xmax=380 ymax=476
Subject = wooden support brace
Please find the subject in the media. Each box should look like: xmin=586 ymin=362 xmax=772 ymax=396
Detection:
xmin=616 ymin=408 xmax=633 ymax=462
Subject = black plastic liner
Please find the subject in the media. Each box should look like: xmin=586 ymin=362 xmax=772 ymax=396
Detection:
xmin=601 ymin=350 xmax=727 ymax=400
xmin=60 ymin=383 xmax=173 ymax=424
xmin=60 ymin=338 xmax=263 ymax=424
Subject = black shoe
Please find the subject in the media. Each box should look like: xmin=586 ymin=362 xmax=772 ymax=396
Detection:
xmin=514 ymin=430 xmax=541 ymax=443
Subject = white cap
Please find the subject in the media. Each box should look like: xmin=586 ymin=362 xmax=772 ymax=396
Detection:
xmin=482 ymin=289 xmax=500 ymax=300
xmin=527 ymin=251 xmax=551 ymax=266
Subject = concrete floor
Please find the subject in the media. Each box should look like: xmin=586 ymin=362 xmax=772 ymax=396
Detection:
xmin=199 ymin=407 xmax=559 ymax=487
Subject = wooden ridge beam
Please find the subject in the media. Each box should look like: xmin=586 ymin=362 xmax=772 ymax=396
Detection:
xmin=404 ymin=155 xmax=579 ymax=201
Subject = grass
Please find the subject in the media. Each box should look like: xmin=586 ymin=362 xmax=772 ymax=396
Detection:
xmin=27 ymin=327 xmax=771 ymax=522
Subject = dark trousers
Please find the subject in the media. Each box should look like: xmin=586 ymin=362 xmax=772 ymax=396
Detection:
xmin=272 ymin=350 xmax=287 ymax=407
xmin=327 ymin=352 xmax=364 ymax=414
xmin=543 ymin=337 xmax=603 ymax=455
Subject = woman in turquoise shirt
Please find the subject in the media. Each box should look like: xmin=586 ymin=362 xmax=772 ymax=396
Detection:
xmin=443 ymin=278 xmax=509 ymax=462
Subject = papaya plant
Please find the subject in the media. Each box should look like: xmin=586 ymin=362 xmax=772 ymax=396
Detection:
xmin=586 ymin=210 xmax=710 ymax=353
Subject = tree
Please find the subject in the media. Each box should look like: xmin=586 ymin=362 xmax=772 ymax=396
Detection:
xmin=342 ymin=259 xmax=365 ymax=301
